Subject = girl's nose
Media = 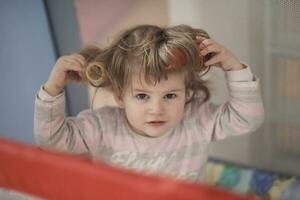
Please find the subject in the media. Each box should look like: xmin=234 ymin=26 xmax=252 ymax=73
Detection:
xmin=149 ymin=99 xmax=164 ymax=115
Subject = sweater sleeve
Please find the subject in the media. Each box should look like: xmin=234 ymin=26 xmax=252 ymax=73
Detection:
xmin=196 ymin=65 xmax=265 ymax=142
xmin=34 ymin=86 xmax=102 ymax=155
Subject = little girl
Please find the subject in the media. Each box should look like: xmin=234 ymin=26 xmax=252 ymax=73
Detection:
xmin=34 ymin=25 xmax=264 ymax=182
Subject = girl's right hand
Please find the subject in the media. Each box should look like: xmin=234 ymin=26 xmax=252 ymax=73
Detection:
xmin=44 ymin=54 xmax=86 ymax=96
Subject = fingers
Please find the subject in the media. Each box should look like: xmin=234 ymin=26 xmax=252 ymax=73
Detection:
xmin=57 ymin=54 xmax=85 ymax=72
xmin=196 ymin=37 xmax=220 ymax=55
xmin=199 ymin=43 xmax=221 ymax=57
xmin=204 ymin=54 xmax=222 ymax=66
xmin=64 ymin=54 xmax=85 ymax=69
xmin=195 ymin=36 xmax=207 ymax=44
xmin=71 ymin=54 xmax=86 ymax=67
xmin=196 ymin=36 xmax=214 ymax=47
xmin=53 ymin=53 xmax=87 ymax=83
xmin=196 ymin=36 xmax=227 ymax=67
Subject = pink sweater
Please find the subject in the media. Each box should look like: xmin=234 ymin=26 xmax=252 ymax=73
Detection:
xmin=34 ymin=66 xmax=264 ymax=183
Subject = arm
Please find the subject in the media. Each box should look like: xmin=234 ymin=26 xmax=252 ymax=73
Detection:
xmin=34 ymin=54 xmax=101 ymax=155
xmin=34 ymin=86 xmax=102 ymax=155
xmin=198 ymin=66 xmax=264 ymax=141
xmin=195 ymin=37 xmax=265 ymax=141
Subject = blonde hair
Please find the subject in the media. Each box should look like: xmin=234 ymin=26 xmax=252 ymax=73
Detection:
xmin=80 ymin=24 xmax=212 ymax=104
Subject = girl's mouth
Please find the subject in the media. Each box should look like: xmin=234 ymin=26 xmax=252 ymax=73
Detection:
xmin=147 ymin=121 xmax=166 ymax=126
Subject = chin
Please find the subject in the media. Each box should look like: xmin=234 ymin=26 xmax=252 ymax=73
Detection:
xmin=147 ymin=131 xmax=168 ymax=138
xmin=147 ymin=134 xmax=163 ymax=138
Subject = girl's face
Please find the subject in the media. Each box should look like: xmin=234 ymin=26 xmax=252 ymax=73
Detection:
xmin=116 ymin=72 xmax=186 ymax=137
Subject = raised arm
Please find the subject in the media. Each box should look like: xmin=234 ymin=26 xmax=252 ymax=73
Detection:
xmin=195 ymin=37 xmax=265 ymax=141
xmin=34 ymin=54 xmax=101 ymax=155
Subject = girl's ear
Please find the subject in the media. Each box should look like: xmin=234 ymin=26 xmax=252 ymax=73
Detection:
xmin=113 ymin=92 xmax=124 ymax=108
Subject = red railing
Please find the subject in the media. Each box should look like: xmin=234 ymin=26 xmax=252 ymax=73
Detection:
xmin=0 ymin=137 xmax=254 ymax=200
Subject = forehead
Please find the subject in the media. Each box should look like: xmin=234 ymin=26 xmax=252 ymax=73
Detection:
xmin=130 ymin=72 xmax=185 ymax=91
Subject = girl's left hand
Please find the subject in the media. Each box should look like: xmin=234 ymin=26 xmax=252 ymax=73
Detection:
xmin=196 ymin=36 xmax=244 ymax=71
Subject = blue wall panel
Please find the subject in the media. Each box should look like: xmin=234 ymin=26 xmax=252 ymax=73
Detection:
xmin=0 ymin=0 xmax=57 ymax=144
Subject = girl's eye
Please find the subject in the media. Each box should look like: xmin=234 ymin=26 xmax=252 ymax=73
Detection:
xmin=164 ymin=93 xmax=177 ymax=100
xmin=135 ymin=93 xmax=149 ymax=100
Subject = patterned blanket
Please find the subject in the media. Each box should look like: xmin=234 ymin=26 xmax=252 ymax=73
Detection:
xmin=207 ymin=159 xmax=300 ymax=200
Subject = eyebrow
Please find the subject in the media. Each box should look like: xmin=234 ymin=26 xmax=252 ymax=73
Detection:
xmin=132 ymin=89 xmax=184 ymax=93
